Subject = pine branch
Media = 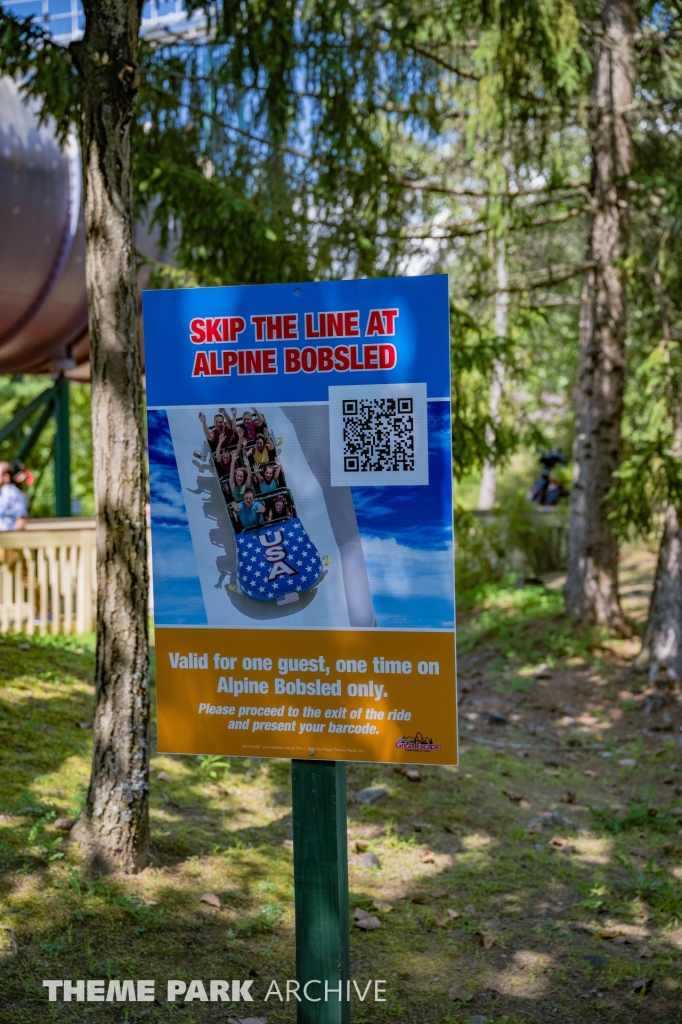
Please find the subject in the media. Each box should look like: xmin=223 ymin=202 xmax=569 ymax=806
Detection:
xmin=480 ymin=261 xmax=597 ymax=296
xmin=398 ymin=178 xmax=590 ymax=199
xmin=147 ymin=85 xmax=313 ymax=162
xmin=405 ymin=41 xmax=480 ymax=82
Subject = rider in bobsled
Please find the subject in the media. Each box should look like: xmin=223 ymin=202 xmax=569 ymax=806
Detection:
xmin=208 ymin=409 xmax=324 ymax=604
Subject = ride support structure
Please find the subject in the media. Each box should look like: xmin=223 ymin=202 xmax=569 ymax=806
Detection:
xmin=0 ymin=376 xmax=72 ymax=516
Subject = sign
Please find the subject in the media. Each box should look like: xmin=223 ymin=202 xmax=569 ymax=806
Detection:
xmin=142 ymin=275 xmax=457 ymax=764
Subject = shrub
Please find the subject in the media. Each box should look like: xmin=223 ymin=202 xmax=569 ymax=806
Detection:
xmin=455 ymin=494 xmax=569 ymax=597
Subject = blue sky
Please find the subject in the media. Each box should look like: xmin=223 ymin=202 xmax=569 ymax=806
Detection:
xmin=148 ymin=410 xmax=207 ymax=625
xmin=352 ymin=401 xmax=455 ymax=629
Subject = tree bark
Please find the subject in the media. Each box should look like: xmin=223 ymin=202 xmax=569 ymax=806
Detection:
xmin=564 ymin=0 xmax=637 ymax=636
xmin=69 ymin=0 xmax=150 ymax=873
xmin=640 ymin=336 xmax=682 ymax=681
xmin=640 ymin=504 xmax=682 ymax=682
xmin=477 ymin=242 xmax=509 ymax=511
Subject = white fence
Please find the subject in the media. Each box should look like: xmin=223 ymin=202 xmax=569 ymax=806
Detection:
xmin=0 ymin=518 xmax=96 ymax=636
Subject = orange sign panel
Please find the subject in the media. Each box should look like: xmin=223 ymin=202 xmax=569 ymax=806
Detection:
xmin=156 ymin=628 xmax=457 ymax=765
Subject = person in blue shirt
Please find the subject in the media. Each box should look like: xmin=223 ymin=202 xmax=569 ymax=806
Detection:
xmin=230 ymin=487 xmax=265 ymax=530
xmin=0 ymin=462 xmax=27 ymax=531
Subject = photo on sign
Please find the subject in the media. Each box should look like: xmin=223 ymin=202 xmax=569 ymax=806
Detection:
xmin=148 ymin=390 xmax=453 ymax=632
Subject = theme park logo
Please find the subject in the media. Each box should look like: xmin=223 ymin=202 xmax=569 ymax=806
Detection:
xmin=395 ymin=732 xmax=441 ymax=753
xmin=259 ymin=530 xmax=297 ymax=581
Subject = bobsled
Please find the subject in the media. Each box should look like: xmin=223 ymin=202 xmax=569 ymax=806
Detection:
xmin=205 ymin=409 xmax=324 ymax=604
xmin=230 ymin=489 xmax=323 ymax=604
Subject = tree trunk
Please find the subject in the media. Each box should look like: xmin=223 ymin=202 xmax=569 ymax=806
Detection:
xmin=477 ymin=242 xmax=509 ymax=511
xmin=69 ymin=0 xmax=150 ymax=873
xmin=640 ymin=333 xmax=682 ymax=681
xmin=564 ymin=0 xmax=637 ymax=636
xmin=640 ymin=504 xmax=682 ymax=682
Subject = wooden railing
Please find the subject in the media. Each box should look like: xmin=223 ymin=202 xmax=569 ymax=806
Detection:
xmin=0 ymin=518 xmax=96 ymax=636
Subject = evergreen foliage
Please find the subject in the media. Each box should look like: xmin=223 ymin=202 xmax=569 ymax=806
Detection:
xmin=2 ymin=0 xmax=682 ymax=581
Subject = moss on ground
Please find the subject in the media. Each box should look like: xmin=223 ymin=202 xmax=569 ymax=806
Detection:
xmin=1 ymin=566 xmax=682 ymax=1023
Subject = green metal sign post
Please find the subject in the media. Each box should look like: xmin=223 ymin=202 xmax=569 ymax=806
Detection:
xmin=292 ymin=760 xmax=350 ymax=1024
xmin=53 ymin=376 xmax=71 ymax=517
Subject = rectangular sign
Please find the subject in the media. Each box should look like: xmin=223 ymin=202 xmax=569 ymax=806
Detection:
xmin=142 ymin=275 xmax=457 ymax=764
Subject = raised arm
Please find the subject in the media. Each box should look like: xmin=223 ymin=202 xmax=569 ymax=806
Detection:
xmin=198 ymin=411 xmax=212 ymax=442
xmin=229 ymin=454 xmax=237 ymax=491
xmin=219 ymin=407 xmax=236 ymax=432
xmin=251 ymin=406 xmax=264 ymax=427
xmin=273 ymin=457 xmax=282 ymax=481
xmin=245 ymin=460 xmax=253 ymax=487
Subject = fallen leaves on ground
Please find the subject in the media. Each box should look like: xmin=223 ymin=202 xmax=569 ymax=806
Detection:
xmin=596 ymin=927 xmax=626 ymax=940
xmin=447 ymin=984 xmax=474 ymax=1002
xmin=354 ymin=907 xmax=381 ymax=930
xmin=201 ymin=893 xmax=221 ymax=909
xmin=53 ymin=818 xmax=77 ymax=831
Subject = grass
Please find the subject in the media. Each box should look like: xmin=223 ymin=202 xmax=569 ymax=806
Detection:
xmin=1 ymin=572 xmax=682 ymax=1022
xmin=457 ymin=577 xmax=605 ymax=658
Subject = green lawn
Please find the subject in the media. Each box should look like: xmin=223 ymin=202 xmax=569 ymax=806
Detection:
xmin=1 ymin=575 xmax=681 ymax=1023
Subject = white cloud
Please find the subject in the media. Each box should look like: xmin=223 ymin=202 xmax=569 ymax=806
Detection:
xmin=150 ymin=530 xmax=200 ymax=580
xmin=359 ymin=535 xmax=454 ymax=601
xmin=150 ymin=472 xmax=190 ymax=522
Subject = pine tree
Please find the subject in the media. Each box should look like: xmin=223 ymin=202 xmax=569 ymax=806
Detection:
xmin=564 ymin=0 xmax=638 ymax=635
xmin=1 ymin=2 xmax=150 ymax=872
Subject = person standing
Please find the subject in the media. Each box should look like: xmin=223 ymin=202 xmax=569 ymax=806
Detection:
xmin=0 ymin=462 xmax=28 ymax=531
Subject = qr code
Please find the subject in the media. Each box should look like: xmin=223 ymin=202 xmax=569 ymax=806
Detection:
xmin=329 ymin=383 xmax=428 ymax=486
xmin=341 ymin=396 xmax=416 ymax=472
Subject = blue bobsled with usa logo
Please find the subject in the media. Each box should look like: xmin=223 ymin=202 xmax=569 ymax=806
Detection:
xmin=234 ymin=515 xmax=323 ymax=602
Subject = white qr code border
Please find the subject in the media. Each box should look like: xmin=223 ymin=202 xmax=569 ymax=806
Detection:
xmin=328 ymin=383 xmax=429 ymax=487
